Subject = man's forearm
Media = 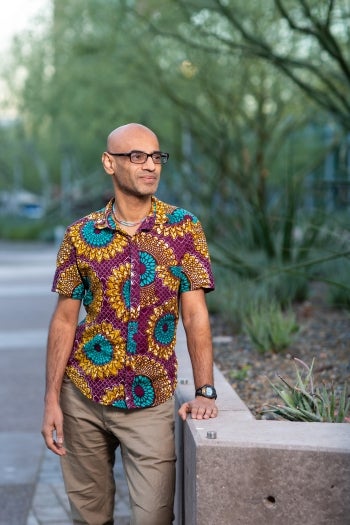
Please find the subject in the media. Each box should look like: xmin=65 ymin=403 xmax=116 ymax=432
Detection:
xmin=184 ymin=321 xmax=214 ymax=388
xmin=181 ymin=290 xmax=215 ymax=388
xmin=45 ymin=318 xmax=76 ymax=402
xmin=178 ymin=290 xmax=218 ymax=420
xmin=44 ymin=296 xmax=80 ymax=402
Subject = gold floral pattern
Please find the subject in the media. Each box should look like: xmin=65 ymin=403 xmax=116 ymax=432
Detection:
xmin=54 ymin=264 xmax=83 ymax=297
xmin=52 ymin=197 xmax=214 ymax=407
xmin=140 ymin=283 xmax=158 ymax=307
xmin=126 ymin=355 xmax=175 ymax=405
xmin=74 ymin=322 xmax=125 ymax=380
xmin=78 ymin=262 xmax=104 ymax=323
xmin=137 ymin=233 xmax=177 ymax=265
xmin=146 ymin=297 xmax=178 ymax=360
xmin=101 ymin=384 xmax=125 ymax=405
xmin=106 ymin=264 xmax=131 ymax=322
xmin=193 ymin=222 xmax=212 ymax=259
xmin=182 ymin=253 xmax=212 ymax=289
xmin=56 ymin=236 xmax=73 ymax=266
xmin=69 ymin=216 xmax=127 ymax=263
xmin=156 ymin=266 xmax=180 ymax=292
xmin=65 ymin=366 xmax=93 ymax=399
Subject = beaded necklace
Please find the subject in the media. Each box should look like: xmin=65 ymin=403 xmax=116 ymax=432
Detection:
xmin=112 ymin=203 xmax=148 ymax=227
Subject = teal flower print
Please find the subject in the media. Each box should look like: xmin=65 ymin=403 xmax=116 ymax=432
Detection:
xmin=72 ymin=283 xmax=85 ymax=300
xmin=127 ymin=321 xmax=138 ymax=354
xmin=73 ymin=277 xmax=93 ymax=305
xmin=179 ymin=273 xmax=191 ymax=292
xmin=132 ymin=375 xmax=155 ymax=407
xmin=83 ymin=334 xmax=113 ymax=365
xmin=113 ymin=399 xmax=127 ymax=409
xmin=122 ymin=279 xmax=131 ymax=308
xmin=167 ymin=208 xmax=197 ymax=224
xmin=170 ymin=266 xmax=191 ymax=292
xmin=81 ymin=220 xmax=114 ymax=247
xmin=139 ymin=251 xmax=156 ymax=286
xmin=154 ymin=313 xmax=176 ymax=345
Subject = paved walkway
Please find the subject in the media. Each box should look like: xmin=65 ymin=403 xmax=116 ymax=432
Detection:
xmin=27 ymin=447 xmax=130 ymax=525
xmin=0 ymin=241 xmax=131 ymax=525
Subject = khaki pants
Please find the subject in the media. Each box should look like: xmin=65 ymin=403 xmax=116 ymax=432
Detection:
xmin=60 ymin=376 xmax=176 ymax=525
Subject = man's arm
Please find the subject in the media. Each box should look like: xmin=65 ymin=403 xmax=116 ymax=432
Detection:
xmin=178 ymin=289 xmax=218 ymax=421
xmin=41 ymin=295 xmax=81 ymax=455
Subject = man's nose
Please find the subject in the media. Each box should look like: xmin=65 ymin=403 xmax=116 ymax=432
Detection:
xmin=142 ymin=156 xmax=156 ymax=169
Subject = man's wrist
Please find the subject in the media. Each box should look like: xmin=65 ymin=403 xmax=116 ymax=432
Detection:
xmin=195 ymin=384 xmax=217 ymax=399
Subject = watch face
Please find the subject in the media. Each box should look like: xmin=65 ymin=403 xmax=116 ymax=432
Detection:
xmin=196 ymin=385 xmax=216 ymax=399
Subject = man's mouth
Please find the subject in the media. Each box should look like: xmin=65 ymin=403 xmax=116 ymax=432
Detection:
xmin=141 ymin=176 xmax=157 ymax=183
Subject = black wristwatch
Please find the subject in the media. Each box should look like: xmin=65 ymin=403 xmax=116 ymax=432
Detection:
xmin=195 ymin=384 xmax=217 ymax=399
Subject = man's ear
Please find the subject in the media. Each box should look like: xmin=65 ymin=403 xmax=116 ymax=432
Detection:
xmin=101 ymin=152 xmax=115 ymax=175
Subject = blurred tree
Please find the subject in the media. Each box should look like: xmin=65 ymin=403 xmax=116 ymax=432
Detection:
xmin=125 ymin=1 xmax=332 ymax=262
xmin=1 ymin=0 xmax=348 ymax=307
xmin=154 ymin=0 xmax=350 ymax=131
xmin=124 ymin=0 xmax=349 ymax=304
xmin=1 ymin=0 xmax=181 ymax=217
xmin=1 ymin=0 xmax=347 ymax=243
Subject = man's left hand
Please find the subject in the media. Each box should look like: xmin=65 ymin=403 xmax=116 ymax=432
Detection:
xmin=178 ymin=397 xmax=218 ymax=421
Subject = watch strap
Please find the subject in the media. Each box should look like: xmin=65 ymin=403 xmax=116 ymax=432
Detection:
xmin=195 ymin=384 xmax=217 ymax=399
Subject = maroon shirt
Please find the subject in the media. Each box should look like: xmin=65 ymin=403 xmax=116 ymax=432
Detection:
xmin=52 ymin=197 xmax=214 ymax=408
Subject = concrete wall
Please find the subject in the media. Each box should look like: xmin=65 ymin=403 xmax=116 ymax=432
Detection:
xmin=174 ymin=324 xmax=350 ymax=525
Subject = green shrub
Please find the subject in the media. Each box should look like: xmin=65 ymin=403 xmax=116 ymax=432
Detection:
xmin=207 ymin=274 xmax=270 ymax=332
xmin=328 ymin=283 xmax=350 ymax=310
xmin=243 ymin=300 xmax=298 ymax=354
xmin=265 ymin=272 xmax=309 ymax=306
xmin=264 ymin=358 xmax=350 ymax=423
xmin=0 ymin=216 xmax=46 ymax=241
xmin=326 ymin=260 xmax=350 ymax=310
xmin=0 ymin=214 xmax=62 ymax=243
xmin=228 ymin=364 xmax=252 ymax=382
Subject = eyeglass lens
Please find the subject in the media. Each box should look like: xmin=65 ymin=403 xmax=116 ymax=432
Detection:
xmin=130 ymin=151 xmax=168 ymax=164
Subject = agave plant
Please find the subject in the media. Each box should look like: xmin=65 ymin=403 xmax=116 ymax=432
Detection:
xmin=264 ymin=358 xmax=350 ymax=423
xmin=243 ymin=299 xmax=299 ymax=354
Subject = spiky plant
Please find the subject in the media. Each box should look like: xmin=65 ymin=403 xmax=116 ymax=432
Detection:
xmin=264 ymin=358 xmax=350 ymax=423
xmin=243 ymin=300 xmax=299 ymax=354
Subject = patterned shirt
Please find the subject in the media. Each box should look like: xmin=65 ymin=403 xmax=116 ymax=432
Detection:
xmin=52 ymin=197 xmax=214 ymax=409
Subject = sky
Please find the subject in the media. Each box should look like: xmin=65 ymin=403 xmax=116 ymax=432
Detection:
xmin=0 ymin=0 xmax=49 ymax=52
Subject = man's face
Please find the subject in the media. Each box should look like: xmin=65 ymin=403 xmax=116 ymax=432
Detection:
xmin=108 ymin=128 xmax=162 ymax=198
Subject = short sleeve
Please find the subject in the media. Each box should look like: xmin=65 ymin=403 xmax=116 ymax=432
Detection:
xmin=179 ymin=219 xmax=215 ymax=293
xmin=51 ymin=229 xmax=84 ymax=299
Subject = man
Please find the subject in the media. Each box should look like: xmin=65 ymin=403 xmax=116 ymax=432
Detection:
xmin=41 ymin=123 xmax=218 ymax=525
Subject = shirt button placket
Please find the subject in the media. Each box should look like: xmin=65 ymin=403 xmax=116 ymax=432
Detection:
xmin=129 ymin=241 xmax=140 ymax=320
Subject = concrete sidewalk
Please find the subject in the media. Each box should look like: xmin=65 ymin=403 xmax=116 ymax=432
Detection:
xmin=0 ymin=241 xmax=131 ymax=525
xmin=27 ymin=446 xmax=130 ymax=525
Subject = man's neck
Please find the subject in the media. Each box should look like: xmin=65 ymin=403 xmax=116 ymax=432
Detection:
xmin=113 ymin=195 xmax=153 ymax=224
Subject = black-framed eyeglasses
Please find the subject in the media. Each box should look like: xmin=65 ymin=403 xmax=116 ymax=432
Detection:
xmin=107 ymin=150 xmax=169 ymax=164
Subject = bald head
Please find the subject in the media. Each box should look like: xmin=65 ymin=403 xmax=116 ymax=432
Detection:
xmin=107 ymin=123 xmax=159 ymax=153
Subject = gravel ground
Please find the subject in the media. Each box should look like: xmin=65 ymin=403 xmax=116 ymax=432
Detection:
xmin=211 ymin=290 xmax=350 ymax=420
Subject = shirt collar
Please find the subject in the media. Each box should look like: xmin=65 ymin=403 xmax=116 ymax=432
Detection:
xmin=94 ymin=196 xmax=167 ymax=231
